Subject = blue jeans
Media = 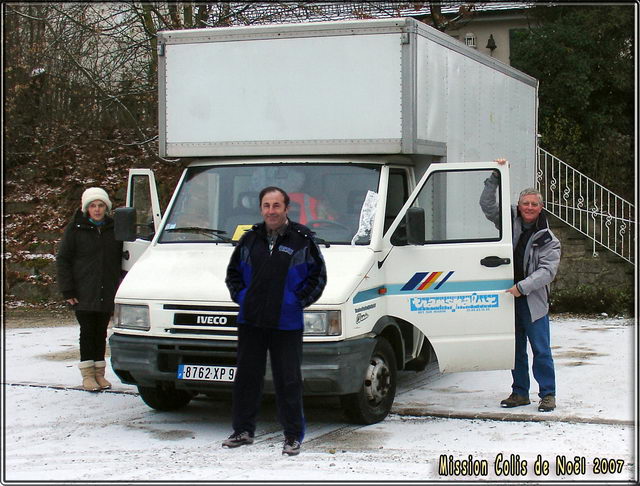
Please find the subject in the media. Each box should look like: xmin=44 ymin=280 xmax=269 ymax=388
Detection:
xmin=512 ymin=297 xmax=556 ymax=398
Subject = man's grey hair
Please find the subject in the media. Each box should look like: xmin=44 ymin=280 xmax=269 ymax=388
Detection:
xmin=518 ymin=188 xmax=543 ymax=205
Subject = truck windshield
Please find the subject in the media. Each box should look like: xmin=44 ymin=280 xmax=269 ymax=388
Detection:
xmin=159 ymin=163 xmax=381 ymax=245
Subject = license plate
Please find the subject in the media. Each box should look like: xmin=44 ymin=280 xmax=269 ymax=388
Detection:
xmin=177 ymin=364 xmax=236 ymax=382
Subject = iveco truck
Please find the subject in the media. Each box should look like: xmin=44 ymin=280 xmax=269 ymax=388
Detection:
xmin=109 ymin=17 xmax=538 ymax=424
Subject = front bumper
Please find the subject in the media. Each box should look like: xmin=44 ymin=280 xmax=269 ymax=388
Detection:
xmin=109 ymin=333 xmax=376 ymax=396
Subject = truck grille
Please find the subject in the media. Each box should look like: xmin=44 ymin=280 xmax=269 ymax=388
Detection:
xmin=163 ymin=304 xmax=238 ymax=338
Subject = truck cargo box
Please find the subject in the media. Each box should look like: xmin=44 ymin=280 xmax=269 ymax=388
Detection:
xmin=158 ymin=18 xmax=537 ymax=191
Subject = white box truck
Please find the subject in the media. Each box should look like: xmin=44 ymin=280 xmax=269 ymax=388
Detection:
xmin=110 ymin=17 xmax=538 ymax=424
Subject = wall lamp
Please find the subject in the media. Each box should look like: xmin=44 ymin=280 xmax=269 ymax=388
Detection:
xmin=486 ymin=34 xmax=497 ymax=53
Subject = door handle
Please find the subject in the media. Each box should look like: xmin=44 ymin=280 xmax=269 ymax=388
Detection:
xmin=481 ymin=256 xmax=510 ymax=267
xmin=123 ymin=250 xmax=130 ymax=261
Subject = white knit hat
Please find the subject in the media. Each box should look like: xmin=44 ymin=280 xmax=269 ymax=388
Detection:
xmin=81 ymin=187 xmax=112 ymax=213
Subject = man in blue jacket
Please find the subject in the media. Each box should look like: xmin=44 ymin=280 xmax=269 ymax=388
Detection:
xmin=480 ymin=159 xmax=561 ymax=413
xmin=223 ymin=186 xmax=327 ymax=456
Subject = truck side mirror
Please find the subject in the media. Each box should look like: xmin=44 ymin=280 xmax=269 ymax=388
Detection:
xmin=406 ymin=207 xmax=425 ymax=245
xmin=114 ymin=207 xmax=137 ymax=242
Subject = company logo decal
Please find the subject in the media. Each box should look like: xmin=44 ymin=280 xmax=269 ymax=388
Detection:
xmin=174 ymin=313 xmax=236 ymax=326
xmin=401 ymin=271 xmax=455 ymax=292
xmin=409 ymin=293 xmax=499 ymax=314
xmin=196 ymin=315 xmax=228 ymax=325
xmin=278 ymin=245 xmax=294 ymax=255
xmin=354 ymin=303 xmax=376 ymax=313
xmin=354 ymin=303 xmax=375 ymax=325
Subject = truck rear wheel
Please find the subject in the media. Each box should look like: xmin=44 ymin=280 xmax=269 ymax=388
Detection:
xmin=137 ymin=386 xmax=194 ymax=411
xmin=340 ymin=337 xmax=397 ymax=424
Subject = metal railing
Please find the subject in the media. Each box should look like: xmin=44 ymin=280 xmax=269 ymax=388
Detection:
xmin=537 ymin=148 xmax=635 ymax=265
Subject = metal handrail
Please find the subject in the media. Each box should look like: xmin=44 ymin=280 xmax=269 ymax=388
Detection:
xmin=536 ymin=148 xmax=635 ymax=264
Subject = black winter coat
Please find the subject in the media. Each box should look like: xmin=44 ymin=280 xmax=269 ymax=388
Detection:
xmin=56 ymin=209 xmax=123 ymax=313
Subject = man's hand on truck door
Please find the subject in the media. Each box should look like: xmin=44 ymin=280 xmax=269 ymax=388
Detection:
xmin=505 ymin=284 xmax=522 ymax=297
xmin=495 ymin=158 xmax=508 ymax=165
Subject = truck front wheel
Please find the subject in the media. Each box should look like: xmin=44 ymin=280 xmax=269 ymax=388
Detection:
xmin=137 ymin=386 xmax=194 ymax=411
xmin=340 ymin=337 xmax=397 ymax=424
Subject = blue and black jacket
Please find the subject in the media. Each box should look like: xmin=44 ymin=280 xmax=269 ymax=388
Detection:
xmin=225 ymin=220 xmax=327 ymax=330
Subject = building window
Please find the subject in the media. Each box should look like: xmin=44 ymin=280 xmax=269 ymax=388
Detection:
xmin=464 ymin=32 xmax=477 ymax=48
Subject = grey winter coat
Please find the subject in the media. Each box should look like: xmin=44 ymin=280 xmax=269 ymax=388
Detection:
xmin=56 ymin=209 xmax=123 ymax=313
xmin=479 ymin=172 xmax=561 ymax=322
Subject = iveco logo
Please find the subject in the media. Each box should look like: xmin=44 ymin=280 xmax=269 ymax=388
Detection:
xmin=196 ymin=315 xmax=228 ymax=325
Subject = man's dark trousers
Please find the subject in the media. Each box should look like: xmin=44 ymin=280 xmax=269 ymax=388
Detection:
xmin=232 ymin=324 xmax=305 ymax=442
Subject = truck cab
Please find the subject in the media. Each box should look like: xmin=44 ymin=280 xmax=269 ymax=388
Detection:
xmin=111 ymin=156 xmax=514 ymax=423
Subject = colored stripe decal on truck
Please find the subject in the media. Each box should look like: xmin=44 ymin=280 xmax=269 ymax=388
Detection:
xmin=352 ymin=279 xmax=513 ymax=304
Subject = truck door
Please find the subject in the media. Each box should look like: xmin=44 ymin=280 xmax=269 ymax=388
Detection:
xmin=122 ymin=169 xmax=162 ymax=272
xmin=381 ymin=162 xmax=514 ymax=372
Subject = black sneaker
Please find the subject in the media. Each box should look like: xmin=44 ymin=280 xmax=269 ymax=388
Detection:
xmin=282 ymin=437 xmax=301 ymax=456
xmin=538 ymin=395 xmax=556 ymax=412
xmin=500 ymin=392 xmax=531 ymax=408
xmin=222 ymin=431 xmax=254 ymax=448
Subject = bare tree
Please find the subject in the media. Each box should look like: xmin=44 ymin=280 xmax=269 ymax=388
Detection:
xmin=427 ymin=2 xmax=479 ymax=31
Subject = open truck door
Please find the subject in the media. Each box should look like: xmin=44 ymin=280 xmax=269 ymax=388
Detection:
xmin=380 ymin=161 xmax=515 ymax=373
xmin=117 ymin=169 xmax=162 ymax=272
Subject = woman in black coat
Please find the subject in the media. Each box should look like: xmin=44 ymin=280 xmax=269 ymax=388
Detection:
xmin=57 ymin=187 xmax=123 ymax=392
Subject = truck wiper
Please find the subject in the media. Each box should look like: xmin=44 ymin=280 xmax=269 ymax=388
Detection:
xmin=313 ymin=236 xmax=330 ymax=248
xmin=165 ymin=226 xmax=232 ymax=242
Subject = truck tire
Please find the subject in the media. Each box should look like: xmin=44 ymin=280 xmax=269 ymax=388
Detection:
xmin=340 ymin=337 xmax=397 ymax=424
xmin=137 ymin=386 xmax=194 ymax=411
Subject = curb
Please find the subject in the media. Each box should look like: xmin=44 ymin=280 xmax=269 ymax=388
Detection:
xmin=5 ymin=382 xmax=138 ymax=396
xmin=392 ymin=406 xmax=634 ymax=426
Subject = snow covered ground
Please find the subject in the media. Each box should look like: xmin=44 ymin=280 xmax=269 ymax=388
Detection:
xmin=2 ymin=315 xmax=637 ymax=482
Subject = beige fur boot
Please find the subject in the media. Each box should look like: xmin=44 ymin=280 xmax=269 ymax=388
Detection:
xmin=78 ymin=360 xmax=100 ymax=392
xmin=94 ymin=360 xmax=112 ymax=390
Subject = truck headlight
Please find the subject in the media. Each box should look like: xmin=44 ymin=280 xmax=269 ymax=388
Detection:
xmin=303 ymin=311 xmax=341 ymax=336
xmin=115 ymin=304 xmax=150 ymax=331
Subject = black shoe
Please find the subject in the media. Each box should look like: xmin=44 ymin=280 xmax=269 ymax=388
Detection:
xmin=282 ymin=437 xmax=301 ymax=456
xmin=538 ymin=395 xmax=556 ymax=412
xmin=222 ymin=431 xmax=254 ymax=448
xmin=500 ymin=392 xmax=531 ymax=408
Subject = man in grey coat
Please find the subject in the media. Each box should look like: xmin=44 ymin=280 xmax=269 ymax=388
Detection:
xmin=480 ymin=159 xmax=561 ymax=412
